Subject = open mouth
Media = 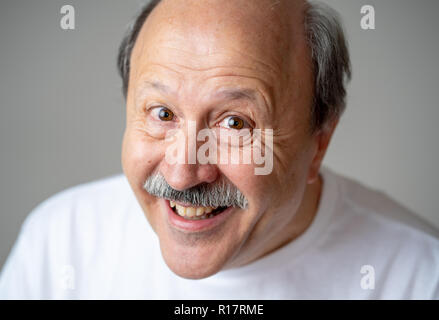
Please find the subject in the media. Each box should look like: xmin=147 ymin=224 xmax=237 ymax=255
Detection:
xmin=169 ymin=201 xmax=230 ymax=220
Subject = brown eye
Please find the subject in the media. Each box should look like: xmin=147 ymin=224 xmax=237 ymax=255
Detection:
xmin=158 ymin=107 xmax=174 ymax=121
xmin=226 ymin=116 xmax=245 ymax=130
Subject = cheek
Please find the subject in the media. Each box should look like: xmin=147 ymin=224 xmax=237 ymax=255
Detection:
xmin=218 ymin=164 xmax=271 ymax=212
xmin=219 ymin=146 xmax=311 ymax=215
xmin=269 ymin=143 xmax=315 ymax=207
xmin=121 ymin=129 xmax=163 ymax=190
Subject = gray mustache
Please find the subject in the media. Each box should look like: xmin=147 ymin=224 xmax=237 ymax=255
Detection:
xmin=143 ymin=174 xmax=248 ymax=209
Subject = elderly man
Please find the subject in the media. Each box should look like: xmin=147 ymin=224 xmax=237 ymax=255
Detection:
xmin=1 ymin=0 xmax=438 ymax=299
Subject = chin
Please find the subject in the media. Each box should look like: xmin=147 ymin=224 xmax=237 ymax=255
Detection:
xmin=156 ymin=217 xmax=242 ymax=279
xmin=145 ymin=197 xmax=247 ymax=279
xmin=159 ymin=239 xmax=229 ymax=279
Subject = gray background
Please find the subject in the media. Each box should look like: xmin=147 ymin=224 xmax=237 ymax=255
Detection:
xmin=1 ymin=0 xmax=438 ymax=270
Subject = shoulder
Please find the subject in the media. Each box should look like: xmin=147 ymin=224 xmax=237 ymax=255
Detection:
xmin=23 ymin=174 xmax=134 ymax=229
xmin=34 ymin=174 xmax=132 ymax=211
xmin=329 ymin=168 xmax=439 ymax=240
xmin=17 ymin=174 xmax=143 ymax=259
xmin=322 ymin=167 xmax=439 ymax=298
xmin=0 ymin=175 xmax=149 ymax=298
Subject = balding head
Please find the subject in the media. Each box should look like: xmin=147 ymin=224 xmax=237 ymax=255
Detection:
xmin=138 ymin=0 xmax=306 ymax=65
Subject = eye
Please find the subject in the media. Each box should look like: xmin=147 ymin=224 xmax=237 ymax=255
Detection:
xmin=154 ymin=106 xmax=174 ymax=121
xmin=220 ymin=116 xmax=248 ymax=130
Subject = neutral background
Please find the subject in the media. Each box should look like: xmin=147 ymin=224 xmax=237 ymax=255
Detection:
xmin=1 ymin=0 xmax=438 ymax=270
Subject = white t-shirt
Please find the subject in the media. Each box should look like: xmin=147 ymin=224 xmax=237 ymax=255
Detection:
xmin=1 ymin=166 xmax=438 ymax=299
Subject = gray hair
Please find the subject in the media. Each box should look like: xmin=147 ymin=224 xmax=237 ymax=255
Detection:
xmin=117 ymin=0 xmax=351 ymax=131
xmin=305 ymin=1 xmax=351 ymax=130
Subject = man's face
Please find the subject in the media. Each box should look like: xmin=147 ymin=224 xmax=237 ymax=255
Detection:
xmin=122 ymin=0 xmax=322 ymax=279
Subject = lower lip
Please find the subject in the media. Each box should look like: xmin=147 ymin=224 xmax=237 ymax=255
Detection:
xmin=163 ymin=199 xmax=235 ymax=232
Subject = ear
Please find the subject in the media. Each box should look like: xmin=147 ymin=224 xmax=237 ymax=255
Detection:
xmin=307 ymin=118 xmax=339 ymax=184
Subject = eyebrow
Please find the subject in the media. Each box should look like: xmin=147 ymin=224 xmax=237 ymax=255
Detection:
xmin=141 ymin=81 xmax=258 ymax=102
xmin=214 ymin=88 xmax=258 ymax=103
xmin=141 ymin=80 xmax=172 ymax=94
xmin=138 ymin=80 xmax=267 ymax=111
xmin=215 ymin=88 xmax=270 ymax=114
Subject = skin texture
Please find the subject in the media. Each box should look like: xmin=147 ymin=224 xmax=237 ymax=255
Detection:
xmin=121 ymin=0 xmax=338 ymax=279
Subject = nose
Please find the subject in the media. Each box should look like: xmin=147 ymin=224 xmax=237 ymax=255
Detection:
xmin=161 ymin=162 xmax=219 ymax=191
xmin=159 ymin=120 xmax=219 ymax=191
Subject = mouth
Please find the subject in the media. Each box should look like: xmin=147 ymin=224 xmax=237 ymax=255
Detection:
xmin=164 ymin=199 xmax=235 ymax=233
xmin=169 ymin=201 xmax=230 ymax=220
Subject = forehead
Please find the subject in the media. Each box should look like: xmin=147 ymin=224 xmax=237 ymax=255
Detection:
xmin=139 ymin=0 xmax=300 ymax=55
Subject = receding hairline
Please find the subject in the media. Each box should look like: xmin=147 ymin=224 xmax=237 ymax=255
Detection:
xmin=132 ymin=0 xmax=309 ymax=60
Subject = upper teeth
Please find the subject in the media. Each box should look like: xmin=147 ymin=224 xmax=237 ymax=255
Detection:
xmin=170 ymin=201 xmax=215 ymax=217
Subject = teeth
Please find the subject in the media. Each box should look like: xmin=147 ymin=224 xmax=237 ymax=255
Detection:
xmin=175 ymin=204 xmax=186 ymax=216
xmin=186 ymin=207 xmax=196 ymax=217
xmin=196 ymin=208 xmax=204 ymax=216
xmin=172 ymin=203 xmax=217 ymax=219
